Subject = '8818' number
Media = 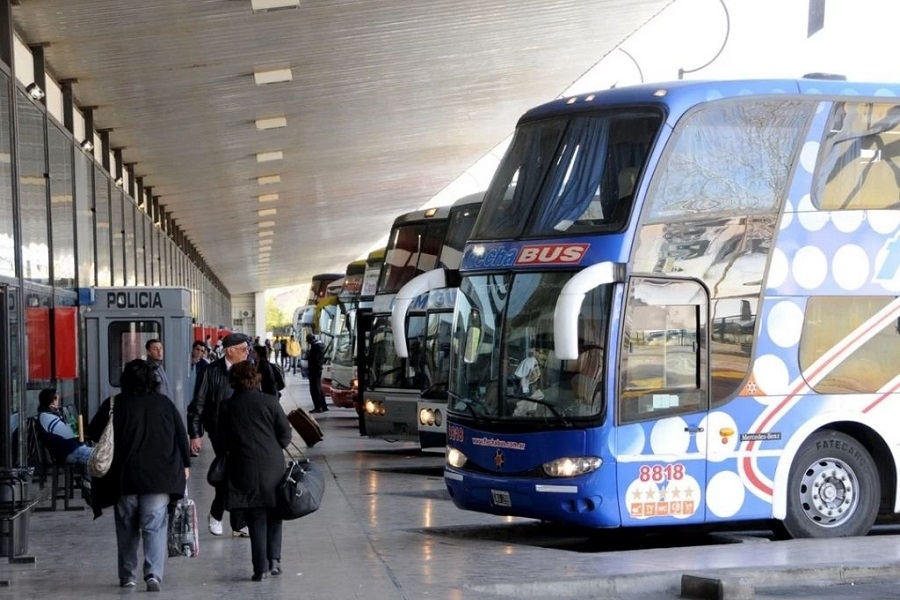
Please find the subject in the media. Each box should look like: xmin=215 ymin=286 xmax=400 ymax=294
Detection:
xmin=638 ymin=463 xmax=685 ymax=482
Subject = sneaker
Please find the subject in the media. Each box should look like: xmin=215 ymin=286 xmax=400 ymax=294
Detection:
xmin=120 ymin=580 xmax=136 ymax=588
xmin=232 ymin=527 xmax=250 ymax=537
xmin=208 ymin=514 xmax=223 ymax=536
xmin=146 ymin=577 xmax=161 ymax=592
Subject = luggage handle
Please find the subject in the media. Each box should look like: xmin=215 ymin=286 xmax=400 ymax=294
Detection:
xmin=284 ymin=440 xmax=308 ymax=461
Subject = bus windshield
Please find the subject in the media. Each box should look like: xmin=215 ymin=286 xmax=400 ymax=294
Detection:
xmin=473 ymin=110 xmax=662 ymax=239
xmin=449 ymin=272 xmax=611 ymax=422
xmin=369 ymin=313 xmax=428 ymax=390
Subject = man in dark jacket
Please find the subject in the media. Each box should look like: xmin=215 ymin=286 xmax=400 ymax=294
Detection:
xmin=186 ymin=332 xmax=251 ymax=537
xmin=306 ymin=334 xmax=328 ymax=413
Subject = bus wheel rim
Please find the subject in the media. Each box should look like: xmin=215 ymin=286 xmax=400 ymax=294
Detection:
xmin=799 ymin=458 xmax=859 ymax=528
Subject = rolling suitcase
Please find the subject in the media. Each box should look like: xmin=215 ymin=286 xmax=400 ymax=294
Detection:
xmin=287 ymin=407 xmax=324 ymax=448
xmin=168 ymin=485 xmax=199 ymax=558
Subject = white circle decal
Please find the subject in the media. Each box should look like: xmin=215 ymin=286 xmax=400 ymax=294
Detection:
xmin=706 ymin=471 xmax=746 ymax=518
xmin=792 ymin=246 xmax=828 ymax=289
xmin=767 ymin=248 xmax=788 ymax=289
xmin=753 ymin=354 xmax=791 ymax=398
xmin=650 ymin=417 xmax=690 ymax=456
xmin=832 ymin=245 xmax=869 ymax=290
xmin=767 ymin=300 xmax=805 ymax=348
xmin=615 ymin=423 xmax=647 ymax=456
xmin=796 ymin=194 xmax=829 ymax=231
xmin=831 ymin=211 xmax=864 ymax=233
xmin=698 ymin=412 xmax=738 ymax=463
xmin=868 ymin=211 xmax=900 ymax=235
xmin=799 ymin=142 xmax=819 ymax=174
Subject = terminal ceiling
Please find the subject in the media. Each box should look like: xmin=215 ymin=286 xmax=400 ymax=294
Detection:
xmin=11 ymin=0 xmax=673 ymax=295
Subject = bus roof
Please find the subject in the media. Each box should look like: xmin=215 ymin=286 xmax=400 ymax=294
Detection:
xmin=388 ymin=204 xmax=452 ymax=227
xmin=520 ymin=78 xmax=900 ymax=126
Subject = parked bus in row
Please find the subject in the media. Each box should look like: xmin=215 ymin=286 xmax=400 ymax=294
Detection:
xmin=353 ymin=248 xmax=386 ymax=435
xmin=329 ymin=259 xmax=367 ymax=407
xmin=444 ymin=78 xmax=900 ymax=539
xmin=363 ymin=207 xmax=451 ymax=440
xmin=391 ymin=193 xmax=484 ymax=448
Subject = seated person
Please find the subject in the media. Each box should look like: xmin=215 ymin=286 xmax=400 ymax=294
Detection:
xmin=37 ymin=388 xmax=92 ymax=465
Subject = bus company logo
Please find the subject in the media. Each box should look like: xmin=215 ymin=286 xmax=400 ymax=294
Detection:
xmin=494 ymin=449 xmax=504 ymax=470
xmin=874 ymin=232 xmax=900 ymax=283
xmin=106 ymin=291 xmax=163 ymax=309
xmin=515 ymin=244 xmax=589 ymax=265
xmin=447 ymin=425 xmax=464 ymax=443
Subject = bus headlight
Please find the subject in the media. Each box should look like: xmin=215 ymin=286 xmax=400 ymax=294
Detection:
xmin=541 ymin=457 xmax=602 ymax=478
xmin=446 ymin=447 xmax=467 ymax=468
xmin=433 ymin=409 xmax=442 ymax=427
xmin=364 ymin=399 xmax=377 ymax=415
xmin=419 ymin=409 xmax=435 ymax=426
xmin=350 ymin=378 xmax=358 ymax=390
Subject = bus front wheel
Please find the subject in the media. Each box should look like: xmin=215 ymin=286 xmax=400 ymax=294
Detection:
xmin=781 ymin=430 xmax=879 ymax=539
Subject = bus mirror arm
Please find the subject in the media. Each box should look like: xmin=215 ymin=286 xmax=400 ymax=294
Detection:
xmin=553 ymin=262 xmax=624 ymax=360
xmin=390 ymin=268 xmax=448 ymax=358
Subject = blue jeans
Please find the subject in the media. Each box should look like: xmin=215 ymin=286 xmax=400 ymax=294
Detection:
xmin=114 ymin=493 xmax=170 ymax=585
xmin=65 ymin=444 xmax=92 ymax=465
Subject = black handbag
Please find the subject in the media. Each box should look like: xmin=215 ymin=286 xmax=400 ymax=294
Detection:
xmin=277 ymin=448 xmax=324 ymax=520
xmin=206 ymin=455 xmax=227 ymax=486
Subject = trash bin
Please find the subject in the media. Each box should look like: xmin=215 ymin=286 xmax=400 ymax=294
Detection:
xmin=0 ymin=467 xmax=34 ymax=557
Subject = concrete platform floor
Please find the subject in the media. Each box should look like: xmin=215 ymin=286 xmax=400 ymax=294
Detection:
xmin=4 ymin=369 xmax=900 ymax=599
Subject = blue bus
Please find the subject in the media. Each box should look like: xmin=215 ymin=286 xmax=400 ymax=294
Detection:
xmin=444 ymin=78 xmax=900 ymax=539
xmin=391 ymin=193 xmax=483 ymax=448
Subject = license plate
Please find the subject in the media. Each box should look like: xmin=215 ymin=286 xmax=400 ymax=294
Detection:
xmin=491 ymin=489 xmax=511 ymax=507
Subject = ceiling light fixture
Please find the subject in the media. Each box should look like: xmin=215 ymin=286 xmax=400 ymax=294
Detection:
xmin=80 ymin=139 xmax=94 ymax=151
xmin=258 ymin=208 xmax=277 ymax=217
xmin=258 ymin=193 xmax=279 ymax=203
xmin=258 ymin=230 xmax=274 ymax=237
xmin=250 ymin=0 xmax=300 ymax=13
xmin=257 ymin=175 xmax=281 ymax=186
xmin=253 ymin=67 xmax=293 ymax=86
xmin=114 ymin=176 xmax=124 ymax=187
xmin=256 ymin=151 xmax=284 ymax=163
xmin=258 ymin=220 xmax=276 ymax=228
xmin=255 ymin=116 xmax=287 ymax=130
xmin=26 ymin=83 xmax=45 ymax=100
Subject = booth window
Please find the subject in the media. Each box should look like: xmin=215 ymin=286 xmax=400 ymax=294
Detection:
xmin=108 ymin=320 xmax=162 ymax=387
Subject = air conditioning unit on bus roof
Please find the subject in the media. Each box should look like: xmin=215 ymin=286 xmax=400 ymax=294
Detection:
xmin=239 ymin=309 xmax=253 ymax=318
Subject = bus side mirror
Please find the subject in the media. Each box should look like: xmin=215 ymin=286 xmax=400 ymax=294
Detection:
xmin=553 ymin=262 xmax=623 ymax=359
xmin=464 ymin=309 xmax=482 ymax=364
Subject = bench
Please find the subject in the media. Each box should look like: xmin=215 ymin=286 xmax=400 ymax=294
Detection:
xmin=26 ymin=417 xmax=84 ymax=512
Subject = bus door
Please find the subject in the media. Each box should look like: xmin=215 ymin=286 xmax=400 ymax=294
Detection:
xmin=615 ymin=277 xmax=710 ymax=525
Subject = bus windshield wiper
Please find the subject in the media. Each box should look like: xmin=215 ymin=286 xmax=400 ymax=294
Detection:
xmin=506 ymin=394 xmax=571 ymax=427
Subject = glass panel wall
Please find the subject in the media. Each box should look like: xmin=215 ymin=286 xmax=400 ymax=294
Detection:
xmin=135 ymin=211 xmax=146 ymax=285
xmin=74 ymin=149 xmax=94 ymax=287
xmin=111 ymin=189 xmax=124 ymax=286
xmin=95 ymin=167 xmax=111 ymax=286
xmin=0 ymin=72 xmax=13 ymax=278
xmin=18 ymin=92 xmax=49 ymax=285
xmin=49 ymin=124 xmax=75 ymax=289
xmin=123 ymin=199 xmax=135 ymax=286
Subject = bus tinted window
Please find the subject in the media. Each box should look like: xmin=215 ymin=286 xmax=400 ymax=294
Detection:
xmin=473 ymin=111 xmax=661 ymax=240
xmin=646 ymin=100 xmax=811 ymax=221
xmin=816 ymin=102 xmax=900 ymax=210
xmin=799 ymin=296 xmax=900 ymax=393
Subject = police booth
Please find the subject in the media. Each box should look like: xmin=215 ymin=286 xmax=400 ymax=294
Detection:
xmin=82 ymin=287 xmax=193 ymax=420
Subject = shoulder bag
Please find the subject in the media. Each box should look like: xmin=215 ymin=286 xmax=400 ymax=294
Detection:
xmin=87 ymin=396 xmax=115 ymax=477
xmin=206 ymin=454 xmax=227 ymax=486
xmin=277 ymin=442 xmax=325 ymax=520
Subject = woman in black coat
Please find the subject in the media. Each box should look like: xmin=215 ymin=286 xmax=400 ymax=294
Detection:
xmin=86 ymin=359 xmax=191 ymax=591
xmin=221 ymin=361 xmax=292 ymax=581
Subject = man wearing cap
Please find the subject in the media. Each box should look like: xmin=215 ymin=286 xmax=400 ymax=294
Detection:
xmin=187 ymin=332 xmax=251 ymax=537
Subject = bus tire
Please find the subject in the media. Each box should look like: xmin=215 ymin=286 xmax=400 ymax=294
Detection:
xmin=781 ymin=430 xmax=879 ymax=539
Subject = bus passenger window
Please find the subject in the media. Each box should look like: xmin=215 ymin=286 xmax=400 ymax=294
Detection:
xmin=619 ymin=278 xmax=708 ymax=424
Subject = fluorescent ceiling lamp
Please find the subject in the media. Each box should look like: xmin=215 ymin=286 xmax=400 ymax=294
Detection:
xmin=251 ymin=0 xmax=300 ymax=12
xmin=255 ymin=116 xmax=287 ymax=130
xmin=258 ymin=193 xmax=279 ymax=203
xmin=256 ymin=151 xmax=283 ymax=163
xmin=257 ymin=175 xmax=281 ymax=185
xmin=258 ymin=230 xmax=274 ymax=237
xmin=259 ymin=255 xmax=271 ymax=261
xmin=258 ymin=208 xmax=277 ymax=217
xmin=254 ymin=67 xmax=293 ymax=85
xmin=258 ymin=220 xmax=276 ymax=228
